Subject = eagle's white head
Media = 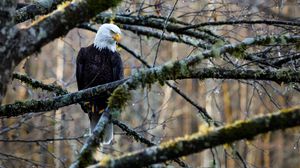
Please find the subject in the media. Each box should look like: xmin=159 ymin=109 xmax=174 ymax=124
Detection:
xmin=93 ymin=24 xmax=122 ymax=52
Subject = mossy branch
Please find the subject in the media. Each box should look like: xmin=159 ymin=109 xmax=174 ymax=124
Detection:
xmin=181 ymin=68 xmax=300 ymax=84
xmin=89 ymin=106 xmax=300 ymax=168
xmin=0 ymin=79 xmax=127 ymax=117
xmin=12 ymin=73 xmax=67 ymax=95
xmin=14 ymin=0 xmax=69 ymax=23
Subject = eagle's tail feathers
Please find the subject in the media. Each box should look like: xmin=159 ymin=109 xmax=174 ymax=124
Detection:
xmin=89 ymin=107 xmax=113 ymax=145
xmin=102 ymin=122 xmax=113 ymax=145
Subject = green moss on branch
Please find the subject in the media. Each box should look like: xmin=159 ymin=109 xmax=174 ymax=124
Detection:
xmin=108 ymin=85 xmax=131 ymax=110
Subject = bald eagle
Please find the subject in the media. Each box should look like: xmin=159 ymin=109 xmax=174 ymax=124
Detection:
xmin=76 ymin=24 xmax=123 ymax=144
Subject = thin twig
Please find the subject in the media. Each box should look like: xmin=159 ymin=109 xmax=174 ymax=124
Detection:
xmin=113 ymin=119 xmax=190 ymax=167
xmin=153 ymin=0 xmax=179 ymax=67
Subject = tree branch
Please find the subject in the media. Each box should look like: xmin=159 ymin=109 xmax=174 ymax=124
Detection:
xmin=0 ymin=135 xmax=86 ymax=143
xmin=79 ymin=22 xmax=210 ymax=49
xmin=0 ymin=0 xmax=16 ymax=28
xmin=0 ymin=79 xmax=126 ymax=117
xmin=94 ymin=13 xmax=223 ymax=44
xmin=89 ymin=106 xmax=300 ymax=168
xmin=182 ymin=68 xmax=300 ymax=84
xmin=15 ymin=0 xmax=69 ymax=23
xmin=0 ymin=0 xmax=17 ymax=103
xmin=16 ymin=3 xmax=28 ymax=9
xmin=121 ymin=24 xmax=210 ymax=49
xmin=12 ymin=73 xmax=68 ymax=95
xmin=178 ymin=20 xmax=300 ymax=31
xmin=112 ymin=119 xmax=190 ymax=167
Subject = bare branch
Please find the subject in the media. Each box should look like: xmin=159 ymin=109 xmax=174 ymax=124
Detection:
xmin=79 ymin=22 xmax=210 ymax=49
xmin=94 ymin=13 xmax=224 ymax=44
xmin=0 ymin=135 xmax=86 ymax=143
xmin=113 ymin=119 xmax=190 ymax=167
xmin=178 ymin=20 xmax=300 ymax=31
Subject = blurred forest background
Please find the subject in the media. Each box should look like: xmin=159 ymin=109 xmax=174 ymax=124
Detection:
xmin=1 ymin=0 xmax=300 ymax=167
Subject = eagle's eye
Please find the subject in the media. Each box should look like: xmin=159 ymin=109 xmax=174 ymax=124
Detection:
xmin=110 ymin=30 xmax=116 ymax=34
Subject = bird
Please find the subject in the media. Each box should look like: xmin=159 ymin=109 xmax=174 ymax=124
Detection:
xmin=76 ymin=24 xmax=123 ymax=144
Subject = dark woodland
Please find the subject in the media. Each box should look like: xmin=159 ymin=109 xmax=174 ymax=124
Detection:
xmin=0 ymin=0 xmax=300 ymax=167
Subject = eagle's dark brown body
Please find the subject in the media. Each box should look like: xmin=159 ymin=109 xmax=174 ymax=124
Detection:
xmin=76 ymin=45 xmax=123 ymax=130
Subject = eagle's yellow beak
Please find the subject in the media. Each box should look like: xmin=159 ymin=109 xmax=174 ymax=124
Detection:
xmin=113 ymin=33 xmax=121 ymax=43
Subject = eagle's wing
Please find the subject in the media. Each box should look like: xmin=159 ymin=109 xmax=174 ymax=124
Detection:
xmin=76 ymin=48 xmax=92 ymax=114
xmin=112 ymin=52 xmax=124 ymax=81
xmin=76 ymin=48 xmax=86 ymax=90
